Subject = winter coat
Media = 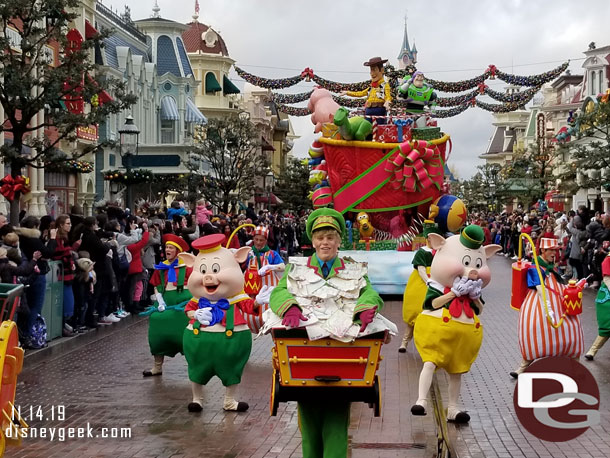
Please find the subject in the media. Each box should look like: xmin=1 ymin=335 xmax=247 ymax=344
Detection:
xmin=196 ymin=205 xmax=213 ymax=226
xmin=15 ymin=227 xmax=54 ymax=275
xmin=80 ymin=228 xmax=110 ymax=273
xmin=568 ymin=221 xmax=587 ymax=260
xmin=127 ymin=231 xmax=150 ymax=275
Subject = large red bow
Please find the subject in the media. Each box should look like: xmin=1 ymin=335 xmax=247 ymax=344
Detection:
xmin=477 ymin=82 xmax=488 ymax=94
xmin=384 ymin=141 xmax=443 ymax=192
xmin=301 ymin=67 xmax=314 ymax=81
xmin=0 ymin=175 xmax=30 ymax=201
xmin=487 ymin=64 xmax=497 ymax=79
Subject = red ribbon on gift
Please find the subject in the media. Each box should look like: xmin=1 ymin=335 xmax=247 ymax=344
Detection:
xmin=301 ymin=67 xmax=314 ymax=81
xmin=0 ymin=175 xmax=30 ymax=201
xmin=487 ymin=64 xmax=497 ymax=79
xmin=384 ymin=141 xmax=443 ymax=192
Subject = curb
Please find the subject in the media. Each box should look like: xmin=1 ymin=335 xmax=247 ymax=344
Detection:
xmin=23 ymin=314 xmax=147 ymax=369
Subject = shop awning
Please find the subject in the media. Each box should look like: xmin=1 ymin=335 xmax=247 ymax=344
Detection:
xmin=85 ymin=20 xmax=98 ymax=39
xmin=160 ymin=96 xmax=179 ymax=121
xmin=223 ymin=75 xmax=240 ymax=95
xmin=205 ymin=73 xmax=222 ymax=93
xmin=185 ymin=98 xmax=207 ymax=124
xmin=255 ymin=193 xmax=283 ymax=205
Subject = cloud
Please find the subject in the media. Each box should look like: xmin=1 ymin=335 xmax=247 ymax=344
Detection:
xmin=105 ymin=0 xmax=610 ymax=178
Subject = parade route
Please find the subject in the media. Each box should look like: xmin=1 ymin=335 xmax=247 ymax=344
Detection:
xmin=12 ymin=256 xmax=610 ymax=457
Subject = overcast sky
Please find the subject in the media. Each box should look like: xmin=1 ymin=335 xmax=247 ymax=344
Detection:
xmin=102 ymin=0 xmax=610 ymax=179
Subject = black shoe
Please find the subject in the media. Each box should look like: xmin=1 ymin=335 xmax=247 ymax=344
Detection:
xmin=584 ymin=354 xmax=594 ymax=361
xmin=236 ymin=402 xmax=249 ymax=412
xmin=398 ymin=347 xmax=407 ymax=353
xmin=509 ymin=371 xmax=519 ymax=379
xmin=188 ymin=402 xmax=203 ymax=412
xmin=142 ymin=370 xmax=162 ymax=377
xmin=448 ymin=411 xmax=470 ymax=424
xmin=411 ymin=404 xmax=426 ymax=416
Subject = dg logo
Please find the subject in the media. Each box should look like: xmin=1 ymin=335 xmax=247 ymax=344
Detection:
xmin=513 ymin=356 xmax=600 ymax=442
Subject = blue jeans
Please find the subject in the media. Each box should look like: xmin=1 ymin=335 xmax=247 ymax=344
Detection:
xmin=63 ymin=283 xmax=74 ymax=319
xmin=25 ymin=274 xmax=47 ymax=337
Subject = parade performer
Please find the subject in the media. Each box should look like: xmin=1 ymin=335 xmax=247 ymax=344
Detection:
xmin=411 ymin=226 xmax=500 ymax=423
xmin=341 ymin=56 xmax=392 ymax=124
xmin=243 ymin=225 xmax=285 ymax=332
xmin=510 ymin=238 xmax=584 ymax=377
xmin=585 ymin=249 xmax=610 ymax=360
xmin=179 ymin=234 xmax=270 ymax=413
xmin=267 ymin=208 xmax=394 ymax=458
xmin=143 ymin=234 xmax=192 ymax=377
xmin=399 ymin=221 xmax=440 ymax=353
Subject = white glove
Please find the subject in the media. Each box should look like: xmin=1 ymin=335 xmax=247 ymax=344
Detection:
xmin=155 ymin=292 xmax=167 ymax=312
xmin=255 ymin=285 xmax=274 ymax=305
xmin=468 ymin=279 xmax=483 ymax=300
xmin=194 ymin=307 xmax=213 ymax=326
xmin=258 ymin=264 xmax=272 ymax=276
xmin=451 ymin=277 xmax=470 ymax=297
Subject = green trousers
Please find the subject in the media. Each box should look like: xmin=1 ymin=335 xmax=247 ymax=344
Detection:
xmin=298 ymin=401 xmax=350 ymax=458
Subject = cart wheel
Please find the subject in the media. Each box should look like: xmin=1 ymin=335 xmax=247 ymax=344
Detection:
xmin=270 ymin=369 xmax=280 ymax=416
xmin=373 ymin=375 xmax=381 ymax=417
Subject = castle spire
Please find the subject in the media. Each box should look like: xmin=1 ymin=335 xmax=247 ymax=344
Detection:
xmin=397 ymin=16 xmax=417 ymax=69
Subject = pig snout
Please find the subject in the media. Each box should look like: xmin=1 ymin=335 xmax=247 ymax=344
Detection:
xmin=467 ymin=269 xmax=479 ymax=280
xmin=202 ymin=273 xmax=218 ymax=285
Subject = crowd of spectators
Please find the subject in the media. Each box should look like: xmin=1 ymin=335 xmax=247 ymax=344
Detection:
xmin=0 ymin=200 xmax=309 ymax=350
xmin=471 ymin=204 xmax=610 ymax=287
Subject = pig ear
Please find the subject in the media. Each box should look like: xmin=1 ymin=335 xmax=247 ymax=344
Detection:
xmin=179 ymin=252 xmax=196 ymax=268
xmin=427 ymin=233 xmax=446 ymax=250
xmin=233 ymin=246 xmax=252 ymax=264
xmin=484 ymin=244 xmax=502 ymax=259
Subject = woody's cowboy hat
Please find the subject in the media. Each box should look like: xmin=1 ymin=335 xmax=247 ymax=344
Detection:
xmin=363 ymin=57 xmax=388 ymax=67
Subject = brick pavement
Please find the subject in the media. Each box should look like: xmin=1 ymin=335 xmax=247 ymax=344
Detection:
xmin=11 ymin=298 xmax=434 ymax=457
xmin=10 ymin=255 xmax=610 ymax=457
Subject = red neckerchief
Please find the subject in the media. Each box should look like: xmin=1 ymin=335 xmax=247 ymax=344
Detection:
xmin=371 ymin=80 xmax=380 ymax=88
xmin=443 ymin=287 xmax=474 ymax=318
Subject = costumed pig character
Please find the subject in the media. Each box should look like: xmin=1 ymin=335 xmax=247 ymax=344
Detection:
xmin=586 ymin=247 xmax=610 ymax=360
xmin=180 ymin=234 xmax=269 ymax=413
xmin=411 ymin=225 xmax=500 ymax=423
xmin=397 ymin=71 xmax=437 ymax=128
xmin=510 ymin=237 xmax=584 ymax=377
xmin=341 ymin=56 xmax=392 ymax=124
xmin=142 ymin=234 xmax=192 ymax=377
xmin=308 ymin=87 xmax=340 ymax=133
xmin=243 ymin=225 xmax=285 ymax=333
xmin=266 ymin=208 xmax=396 ymax=458
xmin=399 ymin=221 xmax=441 ymax=353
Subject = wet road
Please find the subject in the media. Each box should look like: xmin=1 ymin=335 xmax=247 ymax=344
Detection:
xmin=10 ymin=255 xmax=610 ymax=457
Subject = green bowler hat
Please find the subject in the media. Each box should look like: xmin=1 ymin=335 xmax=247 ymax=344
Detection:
xmin=459 ymin=224 xmax=485 ymax=249
xmin=422 ymin=220 xmax=442 ymax=237
xmin=306 ymin=208 xmax=346 ymax=239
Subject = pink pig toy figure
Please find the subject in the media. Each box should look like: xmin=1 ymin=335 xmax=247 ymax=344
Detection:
xmin=308 ymin=87 xmax=340 ymax=133
xmin=179 ymin=234 xmax=270 ymax=413
xmin=411 ymin=225 xmax=501 ymax=423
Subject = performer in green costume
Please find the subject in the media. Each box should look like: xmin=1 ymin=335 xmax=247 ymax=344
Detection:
xmin=142 ymin=234 xmax=192 ymax=377
xmin=269 ymin=208 xmax=384 ymax=458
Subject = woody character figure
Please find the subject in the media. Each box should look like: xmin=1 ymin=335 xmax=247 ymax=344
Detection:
xmin=341 ymin=56 xmax=392 ymax=124
xmin=143 ymin=234 xmax=193 ymax=377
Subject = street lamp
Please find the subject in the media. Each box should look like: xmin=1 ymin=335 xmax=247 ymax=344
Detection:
xmin=264 ymin=171 xmax=275 ymax=213
xmin=118 ymin=115 xmax=140 ymax=211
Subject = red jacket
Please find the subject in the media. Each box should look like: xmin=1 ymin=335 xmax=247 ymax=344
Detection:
xmin=127 ymin=231 xmax=150 ymax=275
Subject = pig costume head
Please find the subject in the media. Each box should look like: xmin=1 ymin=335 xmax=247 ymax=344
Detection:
xmin=179 ymin=234 xmax=251 ymax=301
xmin=428 ymin=225 xmax=501 ymax=288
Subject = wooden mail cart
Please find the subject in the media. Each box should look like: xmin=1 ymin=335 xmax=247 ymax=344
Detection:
xmin=270 ymin=328 xmax=386 ymax=417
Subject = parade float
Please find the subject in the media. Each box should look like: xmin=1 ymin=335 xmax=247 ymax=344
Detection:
xmin=237 ymin=61 xmax=569 ymax=293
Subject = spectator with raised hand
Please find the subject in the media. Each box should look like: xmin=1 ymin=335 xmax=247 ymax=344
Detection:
xmin=126 ymin=221 xmax=150 ymax=314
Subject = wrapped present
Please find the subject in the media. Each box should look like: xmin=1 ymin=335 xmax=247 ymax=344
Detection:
xmin=321 ymin=123 xmax=340 ymax=139
xmin=426 ymin=118 xmax=438 ymax=127
xmin=511 ymin=259 xmax=532 ymax=310
xmin=376 ymin=124 xmax=398 ymax=143
xmin=393 ymin=119 xmax=413 ymax=143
